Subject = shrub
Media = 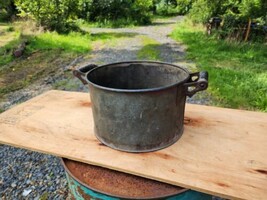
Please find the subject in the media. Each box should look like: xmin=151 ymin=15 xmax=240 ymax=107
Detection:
xmin=14 ymin=0 xmax=81 ymax=33
xmin=0 ymin=0 xmax=17 ymax=21
xmin=188 ymin=0 xmax=267 ymax=42
xmin=88 ymin=0 xmax=153 ymax=25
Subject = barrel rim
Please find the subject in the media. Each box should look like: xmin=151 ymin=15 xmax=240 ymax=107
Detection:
xmin=61 ymin=158 xmax=189 ymax=200
xmin=86 ymin=60 xmax=191 ymax=93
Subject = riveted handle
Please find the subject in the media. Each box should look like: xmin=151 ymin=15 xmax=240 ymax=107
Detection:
xmin=72 ymin=64 xmax=98 ymax=85
xmin=184 ymin=71 xmax=208 ymax=97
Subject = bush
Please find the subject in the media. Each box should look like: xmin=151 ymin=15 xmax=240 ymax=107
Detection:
xmin=189 ymin=0 xmax=212 ymax=23
xmin=132 ymin=0 xmax=153 ymax=24
xmin=88 ymin=0 xmax=153 ymax=25
xmin=0 ymin=0 xmax=17 ymax=21
xmin=171 ymin=19 xmax=267 ymax=111
xmin=14 ymin=0 xmax=81 ymax=33
xmin=176 ymin=0 xmax=193 ymax=15
xmin=189 ymin=0 xmax=266 ymax=24
xmin=153 ymin=0 xmax=189 ymax=16
xmin=188 ymin=0 xmax=267 ymax=42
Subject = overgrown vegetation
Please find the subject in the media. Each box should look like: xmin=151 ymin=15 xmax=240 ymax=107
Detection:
xmin=1 ymin=0 xmax=266 ymax=112
xmin=0 ymin=0 xmax=17 ymax=21
xmin=1 ymin=0 xmax=264 ymax=41
xmin=11 ymin=0 xmax=155 ymax=31
xmin=0 ymin=20 xmax=141 ymax=100
xmin=0 ymin=21 xmax=91 ymax=68
xmin=189 ymin=0 xmax=266 ymax=23
xmin=87 ymin=0 xmax=153 ymax=27
xmin=171 ymin=19 xmax=267 ymax=111
xmin=0 ymin=0 xmax=188 ymax=31
xmin=28 ymin=32 xmax=91 ymax=53
xmin=0 ymin=24 xmax=21 ymax=65
xmin=190 ymin=0 xmax=267 ymax=42
xmin=0 ymin=27 xmax=100 ymax=99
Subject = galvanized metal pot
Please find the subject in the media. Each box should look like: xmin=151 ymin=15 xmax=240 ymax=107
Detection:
xmin=62 ymin=158 xmax=212 ymax=200
xmin=73 ymin=61 xmax=208 ymax=152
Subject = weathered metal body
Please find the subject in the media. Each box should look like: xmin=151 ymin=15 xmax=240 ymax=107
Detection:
xmin=62 ymin=158 xmax=212 ymax=200
xmin=73 ymin=61 xmax=208 ymax=152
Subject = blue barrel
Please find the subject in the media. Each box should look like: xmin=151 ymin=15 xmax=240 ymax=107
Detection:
xmin=62 ymin=158 xmax=212 ymax=200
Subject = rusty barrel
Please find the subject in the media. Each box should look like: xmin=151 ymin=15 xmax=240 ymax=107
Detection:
xmin=61 ymin=158 xmax=212 ymax=200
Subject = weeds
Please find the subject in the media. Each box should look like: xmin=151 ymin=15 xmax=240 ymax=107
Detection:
xmin=0 ymin=20 xmax=136 ymax=99
xmin=0 ymin=31 xmax=21 ymax=66
xmin=27 ymin=32 xmax=92 ymax=53
xmin=171 ymin=19 xmax=267 ymax=111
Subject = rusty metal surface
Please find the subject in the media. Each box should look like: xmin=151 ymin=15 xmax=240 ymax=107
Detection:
xmin=62 ymin=158 xmax=187 ymax=199
xmin=73 ymin=61 xmax=208 ymax=152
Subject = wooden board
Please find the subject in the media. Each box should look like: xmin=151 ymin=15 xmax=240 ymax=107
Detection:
xmin=0 ymin=90 xmax=267 ymax=200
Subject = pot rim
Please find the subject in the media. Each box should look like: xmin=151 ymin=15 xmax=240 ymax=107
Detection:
xmin=61 ymin=158 xmax=189 ymax=200
xmin=85 ymin=60 xmax=191 ymax=93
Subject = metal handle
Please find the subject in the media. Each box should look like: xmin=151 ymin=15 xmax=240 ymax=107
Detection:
xmin=72 ymin=64 xmax=98 ymax=85
xmin=184 ymin=71 xmax=208 ymax=97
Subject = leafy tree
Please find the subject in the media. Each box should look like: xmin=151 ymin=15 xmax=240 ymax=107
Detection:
xmin=165 ymin=0 xmax=178 ymax=8
xmin=88 ymin=0 xmax=153 ymax=25
xmin=14 ymin=0 xmax=81 ymax=33
xmin=176 ymin=0 xmax=194 ymax=14
xmin=189 ymin=0 xmax=266 ymax=24
xmin=0 ymin=0 xmax=17 ymax=21
xmin=153 ymin=0 xmax=193 ymax=15
xmin=77 ymin=0 xmax=92 ymax=21
xmin=188 ymin=0 xmax=266 ymax=41
xmin=132 ymin=0 xmax=153 ymax=24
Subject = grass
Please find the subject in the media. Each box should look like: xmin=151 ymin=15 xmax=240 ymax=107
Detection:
xmin=27 ymin=31 xmax=92 ymax=53
xmin=0 ymin=24 xmax=21 ymax=66
xmin=90 ymin=32 xmax=139 ymax=48
xmin=0 ymin=21 xmax=141 ymax=101
xmin=171 ymin=19 xmax=267 ymax=112
xmin=0 ymin=49 xmax=76 ymax=98
xmin=137 ymin=36 xmax=161 ymax=60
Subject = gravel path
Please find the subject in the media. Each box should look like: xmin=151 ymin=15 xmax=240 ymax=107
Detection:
xmin=0 ymin=16 xmax=213 ymax=199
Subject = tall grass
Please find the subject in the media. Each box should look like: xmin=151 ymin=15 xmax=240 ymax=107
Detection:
xmin=0 ymin=22 xmax=93 ymax=100
xmin=0 ymin=27 xmax=21 ymax=66
xmin=0 ymin=20 xmax=139 ymax=100
xmin=171 ymin=19 xmax=267 ymax=112
xmin=28 ymin=32 xmax=92 ymax=53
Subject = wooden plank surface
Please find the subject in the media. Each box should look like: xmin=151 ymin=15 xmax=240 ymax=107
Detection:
xmin=0 ymin=90 xmax=266 ymax=200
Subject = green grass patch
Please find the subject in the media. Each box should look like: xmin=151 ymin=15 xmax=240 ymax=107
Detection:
xmin=0 ymin=30 xmax=21 ymax=66
xmin=171 ymin=19 xmax=267 ymax=112
xmin=0 ymin=21 xmax=136 ymax=99
xmin=137 ymin=36 xmax=161 ymax=60
xmin=27 ymin=31 xmax=92 ymax=53
xmin=0 ymin=49 xmax=77 ymax=98
xmin=91 ymin=32 xmax=140 ymax=49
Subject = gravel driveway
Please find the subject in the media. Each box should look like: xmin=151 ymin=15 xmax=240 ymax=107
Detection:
xmin=0 ymin=16 xmax=213 ymax=199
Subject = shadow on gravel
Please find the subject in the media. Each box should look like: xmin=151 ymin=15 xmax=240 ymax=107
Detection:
xmin=89 ymin=42 xmax=185 ymax=65
xmin=91 ymin=32 xmax=140 ymax=40
xmin=137 ymin=43 xmax=185 ymax=62
xmin=151 ymin=21 xmax=176 ymax=26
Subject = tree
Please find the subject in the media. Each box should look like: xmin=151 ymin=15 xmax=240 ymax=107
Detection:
xmin=88 ymin=0 xmax=153 ymax=25
xmin=15 ymin=0 xmax=81 ymax=33
xmin=188 ymin=0 xmax=267 ymax=41
xmin=189 ymin=0 xmax=266 ymax=24
xmin=0 ymin=0 xmax=17 ymax=21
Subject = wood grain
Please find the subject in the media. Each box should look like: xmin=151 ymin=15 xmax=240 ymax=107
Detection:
xmin=0 ymin=90 xmax=266 ymax=200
